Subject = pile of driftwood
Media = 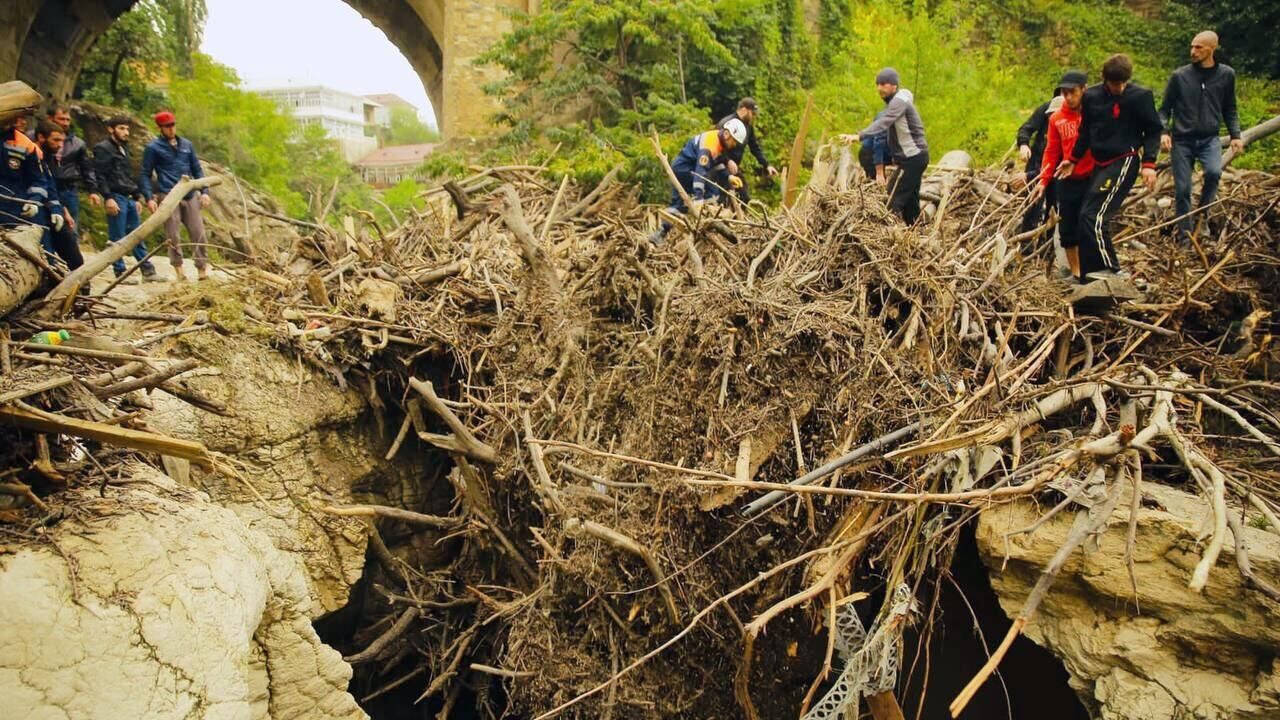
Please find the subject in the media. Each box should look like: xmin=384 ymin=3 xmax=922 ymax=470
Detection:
xmin=199 ymin=136 xmax=1280 ymax=720
xmin=3 ymin=133 xmax=1279 ymax=719
xmin=0 ymin=176 xmax=234 ymax=524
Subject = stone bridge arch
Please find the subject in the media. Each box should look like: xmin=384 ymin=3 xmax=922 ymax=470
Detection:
xmin=0 ymin=0 xmax=522 ymax=137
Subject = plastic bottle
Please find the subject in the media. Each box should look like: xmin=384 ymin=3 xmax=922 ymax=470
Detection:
xmin=31 ymin=330 xmax=71 ymax=346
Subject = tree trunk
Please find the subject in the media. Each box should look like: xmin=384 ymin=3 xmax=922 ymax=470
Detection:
xmin=0 ymin=228 xmax=45 ymax=318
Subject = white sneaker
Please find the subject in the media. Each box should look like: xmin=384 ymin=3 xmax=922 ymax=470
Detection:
xmin=1086 ymin=270 xmax=1130 ymax=282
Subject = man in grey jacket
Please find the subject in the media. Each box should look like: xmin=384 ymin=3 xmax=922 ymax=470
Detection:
xmin=1159 ymin=30 xmax=1244 ymax=243
xmin=840 ymin=68 xmax=930 ymax=224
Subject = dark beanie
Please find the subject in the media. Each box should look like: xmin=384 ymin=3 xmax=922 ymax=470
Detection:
xmin=876 ymin=67 xmax=900 ymax=86
xmin=107 ymin=115 xmax=132 ymax=128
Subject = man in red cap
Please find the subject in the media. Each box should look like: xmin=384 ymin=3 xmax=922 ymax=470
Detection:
xmin=141 ymin=109 xmax=211 ymax=281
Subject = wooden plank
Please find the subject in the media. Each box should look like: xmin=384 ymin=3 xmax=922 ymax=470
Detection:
xmin=0 ymin=375 xmax=75 ymax=405
xmin=16 ymin=342 xmax=157 ymax=364
xmin=0 ymin=403 xmax=214 ymax=468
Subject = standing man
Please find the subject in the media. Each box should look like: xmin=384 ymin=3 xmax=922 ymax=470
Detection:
xmin=95 ymin=116 xmax=157 ymax=281
xmin=715 ymin=98 xmax=778 ymax=204
xmin=1016 ymin=86 xmax=1058 ymax=232
xmin=648 ymin=119 xmax=747 ymax=244
xmin=141 ymin=110 xmax=211 ymax=281
xmin=45 ymin=104 xmax=101 ymax=233
xmin=1056 ymin=54 xmax=1162 ymax=282
xmin=0 ymin=115 xmax=44 ymax=230
xmin=1033 ymin=71 xmax=1092 ymax=280
xmin=32 ymin=121 xmax=83 ymax=271
xmin=840 ymin=68 xmax=930 ymax=224
xmin=1159 ymin=30 xmax=1243 ymax=244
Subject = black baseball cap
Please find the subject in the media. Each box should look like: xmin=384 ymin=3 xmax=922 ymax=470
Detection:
xmin=1057 ymin=70 xmax=1088 ymax=89
xmin=738 ymin=97 xmax=759 ymax=112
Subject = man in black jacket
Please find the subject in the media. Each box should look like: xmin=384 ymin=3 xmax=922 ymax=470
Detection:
xmin=33 ymin=121 xmax=83 ymax=271
xmin=1159 ymin=30 xmax=1244 ymax=243
xmin=45 ymin=105 xmax=101 ymax=231
xmin=715 ymin=98 xmax=778 ymax=204
xmin=94 ymin=116 xmax=157 ymax=280
xmin=1016 ymin=87 xmax=1057 ymax=232
xmin=1057 ymin=54 xmax=1163 ymax=282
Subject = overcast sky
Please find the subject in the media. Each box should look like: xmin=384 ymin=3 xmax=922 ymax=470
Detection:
xmin=202 ymin=0 xmax=436 ymax=126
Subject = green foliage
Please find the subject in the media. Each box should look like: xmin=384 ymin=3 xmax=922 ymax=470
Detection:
xmin=166 ymin=54 xmax=371 ymax=220
xmin=382 ymin=106 xmax=440 ymax=146
xmin=476 ymin=0 xmax=1276 ymax=197
xmin=77 ymin=0 xmax=207 ymax=108
xmin=378 ymin=179 xmax=427 ymax=225
xmin=478 ymin=0 xmax=810 ymax=201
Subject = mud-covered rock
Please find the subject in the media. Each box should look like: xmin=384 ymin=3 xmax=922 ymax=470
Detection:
xmin=977 ymin=482 xmax=1280 ymax=720
xmin=146 ymin=332 xmax=433 ymax=616
xmin=0 ymin=467 xmax=367 ymax=720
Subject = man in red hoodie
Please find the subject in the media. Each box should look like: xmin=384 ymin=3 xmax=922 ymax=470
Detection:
xmin=1033 ymin=70 xmax=1091 ymax=280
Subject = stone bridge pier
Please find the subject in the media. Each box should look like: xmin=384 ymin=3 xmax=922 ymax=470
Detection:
xmin=0 ymin=0 xmax=524 ymax=138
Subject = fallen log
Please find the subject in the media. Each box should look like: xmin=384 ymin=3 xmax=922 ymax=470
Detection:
xmin=0 ymin=81 xmax=41 ymax=125
xmin=0 ymin=227 xmax=47 ymax=318
xmin=0 ymin=402 xmax=214 ymax=468
xmin=33 ymin=176 xmax=222 ymax=318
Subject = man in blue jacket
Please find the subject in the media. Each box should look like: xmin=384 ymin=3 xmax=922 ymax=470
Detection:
xmin=1159 ymin=31 xmax=1244 ymax=244
xmin=142 ymin=110 xmax=211 ymax=281
xmin=0 ymin=117 xmax=45 ymax=230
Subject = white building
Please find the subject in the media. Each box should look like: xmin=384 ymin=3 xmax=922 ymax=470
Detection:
xmin=255 ymin=85 xmax=381 ymax=162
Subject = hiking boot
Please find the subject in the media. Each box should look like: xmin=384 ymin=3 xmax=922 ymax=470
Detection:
xmin=141 ymin=266 xmax=163 ymax=283
xmin=647 ymin=228 xmax=666 ymax=246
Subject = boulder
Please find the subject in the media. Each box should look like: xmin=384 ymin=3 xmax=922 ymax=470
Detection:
xmin=977 ymin=482 xmax=1280 ymax=719
xmin=0 ymin=468 xmax=367 ymax=720
xmin=145 ymin=332 xmax=433 ymax=616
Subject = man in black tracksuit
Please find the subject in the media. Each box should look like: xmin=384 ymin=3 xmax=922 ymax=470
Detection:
xmin=1058 ymin=54 xmax=1162 ymax=281
xmin=1159 ymin=30 xmax=1243 ymax=243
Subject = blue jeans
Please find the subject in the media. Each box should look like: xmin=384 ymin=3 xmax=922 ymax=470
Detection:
xmin=1170 ymin=136 xmax=1223 ymax=235
xmin=107 ymin=193 xmax=153 ymax=275
xmin=59 ymin=188 xmax=80 ymax=226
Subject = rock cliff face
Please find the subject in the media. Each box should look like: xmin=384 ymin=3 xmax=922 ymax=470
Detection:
xmin=0 ymin=469 xmax=368 ymax=720
xmin=146 ymin=332 xmax=433 ymax=616
xmin=977 ymin=482 xmax=1280 ymax=720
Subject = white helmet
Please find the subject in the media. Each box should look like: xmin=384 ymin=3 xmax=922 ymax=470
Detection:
xmin=723 ymin=117 xmax=748 ymax=144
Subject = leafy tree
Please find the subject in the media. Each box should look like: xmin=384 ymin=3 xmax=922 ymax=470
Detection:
xmin=76 ymin=0 xmax=208 ymax=108
xmin=481 ymin=0 xmax=735 ymax=132
xmin=167 ymin=54 xmax=370 ymax=220
xmin=384 ymin=106 xmax=439 ymax=145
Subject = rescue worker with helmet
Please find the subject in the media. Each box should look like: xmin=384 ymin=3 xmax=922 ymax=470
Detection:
xmin=0 ymin=115 xmax=48 ymax=231
xmin=650 ymin=117 xmax=748 ymax=244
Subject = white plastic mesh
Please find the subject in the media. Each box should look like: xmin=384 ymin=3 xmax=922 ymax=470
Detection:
xmin=801 ymin=584 xmax=913 ymax=720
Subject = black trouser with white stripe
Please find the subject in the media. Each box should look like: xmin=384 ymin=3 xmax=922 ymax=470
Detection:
xmin=1077 ymin=156 xmax=1136 ymax=280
